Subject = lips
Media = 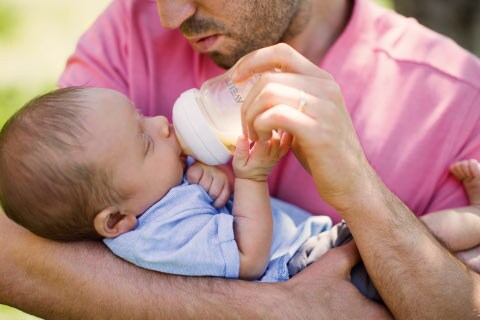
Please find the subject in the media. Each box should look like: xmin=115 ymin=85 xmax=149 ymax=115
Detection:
xmin=188 ymin=34 xmax=220 ymax=53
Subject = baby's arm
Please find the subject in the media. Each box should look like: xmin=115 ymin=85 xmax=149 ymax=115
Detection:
xmin=421 ymin=159 xmax=480 ymax=252
xmin=232 ymin=133 xmax=291 ymax=280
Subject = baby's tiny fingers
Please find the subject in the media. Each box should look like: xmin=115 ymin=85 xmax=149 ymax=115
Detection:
xmin=468 ymin=159 xmax=480 ymax=178
xmin=209 ymin=174 xmax=226 ymax=199
xmin=251 ymin=139 xmax=270 ymax=159
xmin=213 ymin=181 xmax=231 ymax=208
xmin=186 ymin=165 xmax=203 ymax=184
xmin=233 ymin=136 xmax=250 ymax=166
xmin=279 ymin=131 xmax=293 ymax=157
xmin=199 ymin=173 xmax=214 ymax=193
xmin=269 ymin=130 xmax=281 ymax=157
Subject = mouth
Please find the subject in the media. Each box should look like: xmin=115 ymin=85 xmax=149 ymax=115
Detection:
xmin=187 ymin=34 xmax=221 ymax=53
xmin=170 ymin=125 xmax=188 ymax=161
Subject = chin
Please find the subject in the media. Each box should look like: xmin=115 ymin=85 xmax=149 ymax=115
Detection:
xmin=209 ymin=52 xmax=234 ymax=69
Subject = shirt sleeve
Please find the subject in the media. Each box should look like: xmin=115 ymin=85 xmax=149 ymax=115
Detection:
xmin=104 ymin=204 xmax=240 ymax=279
xmin=57 ymin=0 xmax=129 ymax=94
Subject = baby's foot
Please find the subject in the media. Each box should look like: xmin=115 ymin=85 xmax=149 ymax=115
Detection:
xmin=450 ymin=159 xmax=480 ymax=206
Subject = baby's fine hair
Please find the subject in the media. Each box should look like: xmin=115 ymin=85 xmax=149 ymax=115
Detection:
xmin=0 ymin=87 xmax=118 ymax=241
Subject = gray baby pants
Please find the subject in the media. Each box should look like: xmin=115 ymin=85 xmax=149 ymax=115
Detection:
xmin=287 ymin=221 xmax=382 ymax=303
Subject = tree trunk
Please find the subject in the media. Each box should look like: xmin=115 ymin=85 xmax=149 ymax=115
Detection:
xmin=393 ymin=0 xmax=480 ymax=56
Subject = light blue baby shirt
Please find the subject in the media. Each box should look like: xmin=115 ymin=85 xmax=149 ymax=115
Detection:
xmin=104 ymin=180 xmax=332 ymax=282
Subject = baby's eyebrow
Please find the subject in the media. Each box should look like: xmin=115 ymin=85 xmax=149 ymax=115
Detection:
xmin=132 ymin=108 xmax=143 ymax=141
xmin=134 ymin=109 xmax=150 ymax=157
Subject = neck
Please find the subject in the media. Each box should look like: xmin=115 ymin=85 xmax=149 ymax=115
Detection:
xmin=284 ymin=0 xmax=353 ymax=65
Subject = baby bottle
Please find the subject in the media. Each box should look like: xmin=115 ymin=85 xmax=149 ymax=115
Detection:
xmin=173 ymin=72 xmax=260 ymax=165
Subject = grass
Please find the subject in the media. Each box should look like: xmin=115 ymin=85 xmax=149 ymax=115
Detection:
xmin=0 ymin=306 xmax=39 ymax=320
xmin=0 ymin=0 xmax=393 ymax=318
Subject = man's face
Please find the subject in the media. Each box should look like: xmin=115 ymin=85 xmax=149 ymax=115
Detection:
xmin=157 ymin=0 xmax=300 ymax=68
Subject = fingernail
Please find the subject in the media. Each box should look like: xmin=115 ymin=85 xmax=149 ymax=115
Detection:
xmin=242 ymin=125 xmax=248 ymax=137
xmin=229 ymin=68 xmax=239 ymax=82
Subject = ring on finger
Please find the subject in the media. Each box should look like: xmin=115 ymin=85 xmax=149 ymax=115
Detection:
xmin=298 ymin=90 xmax=307 ymax=112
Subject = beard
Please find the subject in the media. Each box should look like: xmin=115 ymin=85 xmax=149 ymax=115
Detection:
xmin=180 ymin=0 xmax=300 ymax=69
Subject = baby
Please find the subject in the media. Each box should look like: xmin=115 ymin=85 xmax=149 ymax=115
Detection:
xmin=1 ymin=87 xmax=479 ymax=300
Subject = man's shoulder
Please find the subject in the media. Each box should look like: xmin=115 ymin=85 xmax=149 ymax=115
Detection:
xmin=373 ymin=10 xmax=480 ymax=89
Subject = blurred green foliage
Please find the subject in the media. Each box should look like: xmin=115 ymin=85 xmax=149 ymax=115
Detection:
xmin=0 ymin=305 xmax=39 ymax=320
xmin=0 ymin=86 xmax=55 ymax=127
xmin=376 ymin=0 xmax=393 ymax=8
xmin=0 ymin=3 xmax=19 ymax=41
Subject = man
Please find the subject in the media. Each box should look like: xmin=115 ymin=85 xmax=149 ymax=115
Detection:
xmin=1 ymin=0 xmax=479 ymax=318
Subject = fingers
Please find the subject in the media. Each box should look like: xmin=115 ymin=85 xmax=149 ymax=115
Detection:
xmin=279 ymin=131 xmax=293 ymax=157
xmin=240 ymin=73 xmax=323 ymax=141
xmin=311 ymin=240 xmax=360 ymax=279
xmin=250 ymin=139 xmax=270 ymax=159
xmin=186 ymin=164 xmax=203 ymax=184
xmin=470 ymin=159 xmax=480 ymax=177
xmin=450 ymin=159 xmax=480 ymax=181
xmin=251 ymin=104 xmax=313 ymax=141
xmin=450 ymin=160 xmax=468 ymax=180
xmin=231 ymin=43 xmax=332 ymax=82
xmin=186 ymin=163 xmax=231 ymax=205
xmin=233 ymin=135 xmax=250 ymax=166
xmin=212 ymin=180 xmax=231 ymax=208
xmin=455 ymin=246 xmax=480 ymax=273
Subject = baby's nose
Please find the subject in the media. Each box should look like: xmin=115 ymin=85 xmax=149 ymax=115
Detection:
xmin=151 ymin=116 xmax=170 ymax=137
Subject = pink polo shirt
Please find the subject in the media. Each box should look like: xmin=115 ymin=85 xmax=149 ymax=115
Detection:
xmin=59 ymin=0 xmax=480 ymax=223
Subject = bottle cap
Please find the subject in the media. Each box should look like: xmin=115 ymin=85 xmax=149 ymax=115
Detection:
xmin=172 ymin=89 xmax=232 ymax=165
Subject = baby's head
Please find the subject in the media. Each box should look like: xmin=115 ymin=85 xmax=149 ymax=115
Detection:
xmin=0 ymin=87 xmax=186 ymax=241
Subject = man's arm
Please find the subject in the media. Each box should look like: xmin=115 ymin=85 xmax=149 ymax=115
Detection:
xmin=0 ymin=213 xmax=270 ymax=319
xmin=0 ymin=212 xmax=390 ymax=319
xmin=235 ymin=43 xmax=480 ymax=318
xmin=341 ymin=174 xmax=480 ymax=318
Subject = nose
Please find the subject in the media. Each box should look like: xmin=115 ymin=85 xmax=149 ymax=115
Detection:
xmin=149 ymin=116 xmax=170 ymax=137
xmin=156 ymin=0 xmax=196 ymax=29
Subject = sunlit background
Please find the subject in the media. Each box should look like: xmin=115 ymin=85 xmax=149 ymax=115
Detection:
xmin=0 ymin=2 xmax=110 ymax=318
xmin=0 ymin=0 xmax=477 ymax=318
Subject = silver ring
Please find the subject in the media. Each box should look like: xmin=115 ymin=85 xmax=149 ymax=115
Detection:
xmin=298 ymin=90 xmax=307 ymax=112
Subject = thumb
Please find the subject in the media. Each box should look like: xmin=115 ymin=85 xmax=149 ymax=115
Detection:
xmin=233 ymin=135 xmax=250 ymax=163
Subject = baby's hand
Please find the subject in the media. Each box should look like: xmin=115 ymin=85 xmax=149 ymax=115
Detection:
xmin=186 ymin=162 xmax=232 ymax=208
xmin=233 ymin=131 xmax=292 ymax=182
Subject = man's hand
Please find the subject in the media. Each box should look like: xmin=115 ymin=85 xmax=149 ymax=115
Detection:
xmin=232 ymin=133 xmax=291 ymax=182
xmin=232 ymin=43 xmax=372 ymax=212
xmin=284 ymin=241 xmax=392 ymax=319
xmin=186 ymin=162 xmax=231 ymax=208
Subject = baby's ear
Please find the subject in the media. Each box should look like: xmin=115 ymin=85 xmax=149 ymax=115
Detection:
xmin=94 ymin=207 xmax=138 ymax=238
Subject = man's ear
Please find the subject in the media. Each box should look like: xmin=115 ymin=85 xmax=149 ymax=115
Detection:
xmin=94 ymin=207 xmax=138 ymax=238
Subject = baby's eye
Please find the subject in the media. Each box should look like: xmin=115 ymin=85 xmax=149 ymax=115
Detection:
xmin=143 ymin=133 xmax=154 ymax=156
xmin=148 ymin=135 xmax=155 ymax=154
xmin=142 ymin=133 xmax=149 ymax=157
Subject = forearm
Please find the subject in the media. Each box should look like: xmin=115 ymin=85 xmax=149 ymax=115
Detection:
xmin=334 ymin=171 xmax=480 ymax=319
xmin=421 ymin=206 xmax=480 ymax=251
xmin=0 ymin=214 xmax=282 ymax=319
xmin=233 ymin=178 xmax=273 ymax=280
